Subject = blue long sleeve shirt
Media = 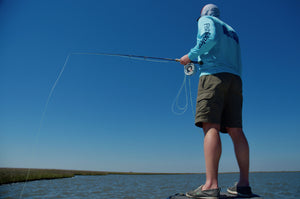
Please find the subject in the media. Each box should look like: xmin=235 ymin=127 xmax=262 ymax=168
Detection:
xmin=188 ymin=16 xmax=242 ymax=77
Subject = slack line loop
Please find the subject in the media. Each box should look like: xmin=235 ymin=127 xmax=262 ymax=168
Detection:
xmin=171 ymin=74 xmax=195 ymax=116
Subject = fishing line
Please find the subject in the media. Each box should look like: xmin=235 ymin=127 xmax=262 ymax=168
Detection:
xmin=19 ymin=53 xmax=71 ymax=199
xmin=172 ymin=74 xmax=188 ymax=115
xmin=171 ymin=74 xmax=196 ymax=116
xmin=19 ymin=51 xmax=199 ymax=198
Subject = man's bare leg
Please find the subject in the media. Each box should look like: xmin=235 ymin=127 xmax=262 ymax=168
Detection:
xmin=202 ymin=123 xmax=222 ymax=190
xmin=227 ymin=127 xmax=250 ymax=186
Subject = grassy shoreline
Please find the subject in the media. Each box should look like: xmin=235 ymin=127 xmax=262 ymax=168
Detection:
xmin=0 ymin=168 xmax=108 ymax=185
xmin=0 ymin=168 xmax=197 ymax=185
xmin=1 ymin=168 xmax=299 ymax=185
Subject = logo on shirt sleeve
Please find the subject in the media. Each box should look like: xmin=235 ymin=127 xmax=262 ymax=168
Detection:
xmin=204 ymin=23 xmax=210 ymax=32
xmin=198 ymin=32 xmax=211 ymax=49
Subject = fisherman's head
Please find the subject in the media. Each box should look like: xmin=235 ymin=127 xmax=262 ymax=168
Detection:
xmin=198 ymin=4 xmax=220 ymax=20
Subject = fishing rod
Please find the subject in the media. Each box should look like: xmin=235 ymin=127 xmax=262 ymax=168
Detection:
xmin=71 ymin=52 xmax=203 ymax=76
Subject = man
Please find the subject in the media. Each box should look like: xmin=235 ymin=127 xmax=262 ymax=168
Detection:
xmin=180 ymin=4 xmax=253 ymax=199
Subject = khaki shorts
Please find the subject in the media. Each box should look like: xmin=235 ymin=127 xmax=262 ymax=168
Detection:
xmin=195 ymin=73 xmax=243 ymax=133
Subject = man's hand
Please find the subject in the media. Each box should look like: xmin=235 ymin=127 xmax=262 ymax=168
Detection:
xmin=180 ymin=54 xmax=191 ymax=65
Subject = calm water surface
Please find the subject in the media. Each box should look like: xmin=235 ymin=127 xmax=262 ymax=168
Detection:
xmin=0 ymin=172 xmax=299 ymax=199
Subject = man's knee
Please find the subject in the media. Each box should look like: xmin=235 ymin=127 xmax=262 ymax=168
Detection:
xmin=202 ymin=123 xmax=220 ymax=134
xmin=226 ymin=127 xmax=244 ymax=139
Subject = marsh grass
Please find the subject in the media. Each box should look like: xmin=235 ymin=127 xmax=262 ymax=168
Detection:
xmin=0 ymin=168 xmax=108 ymax=185
xmin=0 ymin=168 xmax=197 ymax=185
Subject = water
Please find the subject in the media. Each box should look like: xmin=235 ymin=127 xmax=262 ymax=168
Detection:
xmin=0 ymin=172 xmax=299 ymax=199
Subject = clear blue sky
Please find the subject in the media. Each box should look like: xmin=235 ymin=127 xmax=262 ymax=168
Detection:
xmin=1 ymin=0 xmax=299 ymax=173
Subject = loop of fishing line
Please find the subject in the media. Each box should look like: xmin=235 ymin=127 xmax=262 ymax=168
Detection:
xmin=171 ymin=74 xmax=195 ymax=116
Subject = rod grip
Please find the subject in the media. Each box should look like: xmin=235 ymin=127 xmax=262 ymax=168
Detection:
xmin=175 ymin=58 xmax=203 ymax=65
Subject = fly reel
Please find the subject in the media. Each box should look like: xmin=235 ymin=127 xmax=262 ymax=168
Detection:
xmin=184 ymin=63 xmax=197 ymax=76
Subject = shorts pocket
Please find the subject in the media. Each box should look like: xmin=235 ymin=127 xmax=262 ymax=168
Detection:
xmin=197 ymin=92 xmax=215 ymax=102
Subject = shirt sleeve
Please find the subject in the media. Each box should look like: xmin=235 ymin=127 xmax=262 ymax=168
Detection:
xmin=188 ymin=16 xmax=217 ymax=61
